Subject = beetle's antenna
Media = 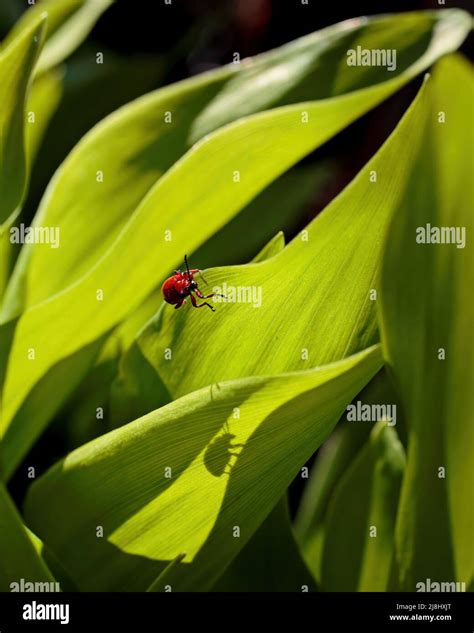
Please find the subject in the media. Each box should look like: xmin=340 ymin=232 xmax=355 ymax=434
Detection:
xmin=184 ymin=254 xmax=191 ymax=278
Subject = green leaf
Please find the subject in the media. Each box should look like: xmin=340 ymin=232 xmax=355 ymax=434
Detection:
xmin=0 ymin=335 xmax=106 ymax=477
xmin=189 ymin=10 xmax=468 ymax=140
xmin=25 ymin=345 xmax=382 ymax=591
xmin=26 ymin=51 xmax=163 ymax=210
xmin=0 ymin=13 xmax=46 ymax=297
xmin=0 ymin=78 xmax=424 ymax=476
xmin=105 ymin=164 xmax=316 ymax=430
xmin=173 ymin=234 xmax=303 ymax=593
xmin=5 ymin=0 xmax=113 ymax=75
xmin=4 ymin=67 xmax=64 ymax=304
xmin=5 ymin=9 xmax=468 ymax=317
xmin=104 ymin=74 xmax=431 ymax=591
xmin=130 ymin=78 xmax=430 ymax=404
xmin=105 ymin=162 xmax=323 ymax=407
xmin=109 ymin=226 xmax=287 ymax=430
xmin=0 ymin=480 xmax=56 ymax=590
xmin=0 ymin=10 xmax=468 ymax=476
xmin=378 ymin=54 xmax=474 ymax=589
xmin=1 ymin=67 xmax=230 ymax=318
xmin=321 ymin=422 xmax=405 ymax=591
xmin=0 ymin=0 xmax=113 ymax=295
xmin=0 ymin=9 xmax=466 ymax=433
xmin=294 ymin=368 xmax=399 ymax=581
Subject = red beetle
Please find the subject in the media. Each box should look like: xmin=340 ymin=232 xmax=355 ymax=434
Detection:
xmin=162 ymin=255 xmax=224 ymax=312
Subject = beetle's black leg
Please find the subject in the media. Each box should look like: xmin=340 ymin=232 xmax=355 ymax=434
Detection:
xmin=194 ymin=289 xmax=225 ymax=301
xmin=174 ymin=299 xmax=186 ymax=310
xmin=190 ymin=293 xmax=215 ymax=312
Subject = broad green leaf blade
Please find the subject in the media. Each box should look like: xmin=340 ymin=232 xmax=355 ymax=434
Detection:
xmin=4 ymin=66 xmax=232 ymax=316
xmin=109 ymin=227 xmax=287 ymax=431
xmin=0 ymin=13 xmax=46 ymax=223
xmin=25 ymin=345 xmax=382 ymax=592
xmin=106 ymin=220 xmax=288 ymax=418
xmin=0 ymin=0 xmax=111 ymax=295
xmin=0 ymin=12 xmax=466 ymax=463
xmin=0 ymin=336 xmax=106 ymax=477
xmin=27 ymin=51 xmax=163 ymax=203
xmin=6 ymin=67 xmax=63 ymax=304
xmin=378 ymin=55 xmax=474 ymax=589
xmin=0 ymin=79 xmax=424 ymax=476
xmin=0 ymin=13 xmax=46 ymax=296
xmin=0 ymin=481 xmax=56 ymax=590
xmin=106 ymin=166 xmax=315 ymax=431
xmin=108 ymin=76 xmax=429 ymax=589
xmin=4 ymin=9 xmax=468 ymax=317
xmin=213 ymin=498 xmax=317 ymax=592
xmin=294 ymin=368 xmax=399 ymax=581
xmin=190 ymin=10 xmax=469 ymax=140
xmin=6 ymin=0 xmax=113 ymax=75
xmin=107 ymin=162 xmax=323 ymax=379
xmin=321 ymin=422 xmax=405 ymax=591
xmin=176 ymin=234 xmax=301 ymax=593
xmin=132 ymin=78 xmax=430 ymax=402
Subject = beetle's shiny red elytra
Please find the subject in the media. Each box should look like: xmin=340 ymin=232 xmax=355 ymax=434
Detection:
xmin=162 ymin=255 xmax=225 ymax=312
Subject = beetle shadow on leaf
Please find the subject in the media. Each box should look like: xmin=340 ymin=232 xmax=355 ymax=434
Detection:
xmin=26 ymin=386 xmax=259 ymax=591
xmin=164 ymin=382 xmax=338 ymax=590
xmin=203 ymin=430 xmax=244 ymax=478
